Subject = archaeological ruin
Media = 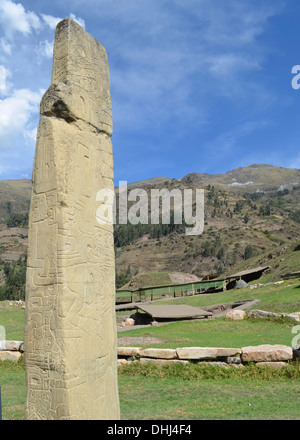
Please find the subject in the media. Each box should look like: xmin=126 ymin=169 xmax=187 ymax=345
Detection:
xmin=24 ymin=18 xmax=120 ymax=420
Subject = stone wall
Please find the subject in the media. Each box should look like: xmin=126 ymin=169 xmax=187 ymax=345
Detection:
xmin=1 ymin=342 xmax=299 ymax=369
xmin=117 ymin=345 xmax=299 ymax=369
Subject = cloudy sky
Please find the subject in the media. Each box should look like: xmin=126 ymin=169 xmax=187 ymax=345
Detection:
xmin=0 ymin=0 xmax=300 ymax=183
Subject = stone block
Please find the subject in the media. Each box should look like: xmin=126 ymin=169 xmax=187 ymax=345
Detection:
xmin=199 ymin=361 xmax=230 ymax=369
xmin=226 ymin=356 xmax=241 ymax=364
xmin=0 ymin=351 xmax=22 ymax=362
xmin=241 ymin=345 xmax=293 ymax=363
xmin=0 ymin=341 xmax=23 ymax=351
xmin=140 ymin=348 xmax=177 ymax=359
xmin=117 ymin=347 xmax=142 ymax=357
xmin=225 ymin=310 xmax=246 ymax=320
xmin=117 ymin=359 xmax=130 ymax=367
xmin=176 ymin=347 xmax=242 ymax=360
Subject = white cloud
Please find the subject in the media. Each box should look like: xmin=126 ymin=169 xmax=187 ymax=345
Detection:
xmin=205 ymin=120 xmax=269 ymax=157
xmin=41 ymin=13 xmax=62 ymax=30
xmin=208 ymin=53 xmax=261 ymax=77
xmin=0 ymin=65 xmax=9 ymax=93
xmin=99 ymin=0 xmax=281 ymax=133
xmin=0 ymin=0 xmax=41 ymax=38
xmin=200 ymin=0 xmax=282 ymax=48
xmin=69 ymin=13 xmax=85 ymax=29
xmin=24 ymin=127 xmax=37 ymax=146
xmin=37 ymin=39 xmax=54 ymax=59
xmin=0 ymin=38 xmax=12 ymax=55
xmin=41 ymin=12 xmax=85 ymax=30
xmin=0 ymin=88 xmax=43 ymax=149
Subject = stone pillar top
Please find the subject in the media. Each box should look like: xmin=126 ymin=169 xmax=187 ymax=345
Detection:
xmin=41 ymin=18 xmax=112 ymax=135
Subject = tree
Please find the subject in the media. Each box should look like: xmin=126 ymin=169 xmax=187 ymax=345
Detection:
xmin=259 ymin=205 xmax=271 ymax=217
xmin=0 ymin=255 xmax=27 ymax=300
xmin=244 ymin=245 xmax=254 ymax=260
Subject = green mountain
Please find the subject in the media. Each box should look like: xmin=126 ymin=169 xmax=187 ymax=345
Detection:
xmin=0 ymin=164 xmax=299 ymax=282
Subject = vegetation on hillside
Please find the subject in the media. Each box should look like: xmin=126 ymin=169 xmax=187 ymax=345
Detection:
xmin=0 ymin=255 xmax=27 ymax=301
xmin=6 ymin=213 xmax=28 ymax=228
xmin=1 ymin=166 xmax=300 ymax=290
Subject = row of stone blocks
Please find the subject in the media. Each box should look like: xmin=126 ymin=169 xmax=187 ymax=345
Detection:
xmin=117 ymin=345 xmax=300 ymax=369
xmin=0 ymin=341 xmax=24 ymax=362
xmin=0 ymin=342 xmax=299 ymax=369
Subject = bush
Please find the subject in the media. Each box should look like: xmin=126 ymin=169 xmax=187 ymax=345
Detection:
xmin=6 ymin=213 xmax=28 ymax=228
xmin=244 ymin=245 xmax=254 ymax=260
xmin=0 ymin=255 xmax=27 ymax=301
xmin=289 ymin=210 xmax=300 ymax=224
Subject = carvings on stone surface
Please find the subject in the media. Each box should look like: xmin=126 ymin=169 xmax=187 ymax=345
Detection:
xmin=24 ymin=18 xmax=120 ymax=420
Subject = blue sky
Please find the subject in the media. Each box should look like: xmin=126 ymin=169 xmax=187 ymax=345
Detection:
xmin=0 ymin=0 xmax=300 ymax=184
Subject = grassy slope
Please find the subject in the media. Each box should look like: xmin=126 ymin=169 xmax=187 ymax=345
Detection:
xmin=0 ymin=180 xmax=31 ymax=221
xmin=118 ymin=316 xmax=296 ymax=348
xmin=117 ymin=279 xmax=300 ymax=348
xmin=1 ymin=278 xmax=300 ymax=344
xmin=0 ymin=303 xmax=25 ymax=341
xmin=224 ymin=240 xmax=300 ymax=284
xmin=119 ymin=271 xmax=175 ymax=290
xmin=153 ymin=278 xmax=300 ymax=313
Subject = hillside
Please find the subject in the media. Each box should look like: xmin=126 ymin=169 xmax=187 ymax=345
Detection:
xmin=181 ymin=163 xmax=300 ymax=191
xmin=0 ymin=179 xmax=31 ymax=222
xmin=0 ymin=164 xmax=299 ymax=281
xmin=223 ymin=239 xmax=300 ymax=284
xmin=114 ymin=164 xmax=300 ymax=279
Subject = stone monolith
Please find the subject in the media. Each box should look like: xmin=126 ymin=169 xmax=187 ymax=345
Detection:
xmin=24 ymin=18 xmax=120 ymax=420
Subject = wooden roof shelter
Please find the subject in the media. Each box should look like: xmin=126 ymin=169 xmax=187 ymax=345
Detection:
xmin=115 ymin=266 xmax=270 ymax=305
xmin=135 ymin=304 xmax=213 ymax=321
xmin=225 ymin=266 xmax=270 ymax=283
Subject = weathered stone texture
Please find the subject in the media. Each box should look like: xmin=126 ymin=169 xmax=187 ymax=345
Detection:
xmin=225 ymin=309 xmax=246 ymax=320
xmin=249 ymin=309 xmax=300 ymax=322
xmin=24 ymin=19 xmax=119 ymax=420
xmin=0 ymin=351 xmax=22 ymax=362
xmin=117 ymin=347 xmax=142 ymax=357
xmin=0 ymin=340 xmax=23 ymax=351
xmin=176 ymin=347 xmax=242 ymax=360
xmin=241 ymin=345 xmax=293 ymax=363
xmin=140 ymin=348 xmax=177 ymax=359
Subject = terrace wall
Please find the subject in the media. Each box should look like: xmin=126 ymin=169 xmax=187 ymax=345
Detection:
xmin=1 ymin=342 xmax=299 ymax=369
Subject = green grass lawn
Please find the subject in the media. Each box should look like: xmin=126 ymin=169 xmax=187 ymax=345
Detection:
xmin=0 ymin=303 xmax=25 ymax=341
xmin=153 ymin=279 xmax=300 ymax=314
xmin=118 ymin=317 xmax=296 ymax=348
xmin=116 ymin=279 xmax=300 ymax=349
xmin=0 ymin=360 xmax=26 ymax=420
xmin=0 ymin=279 xmax=300 ymax=420
xmin=1 ymin=280 xmax=299 ymax=347
xmin=119 ymin=373 xmax=300 ymax=420
xmin=1 ymin=361 xmax=299 ymax=420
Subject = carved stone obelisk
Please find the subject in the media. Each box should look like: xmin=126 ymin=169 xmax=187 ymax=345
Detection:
xmin=24 ymin=19 xmax=120 ymax=420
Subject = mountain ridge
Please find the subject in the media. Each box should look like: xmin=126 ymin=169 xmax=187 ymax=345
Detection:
xmin=0 ymin=163 xmax=299 ymax=280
